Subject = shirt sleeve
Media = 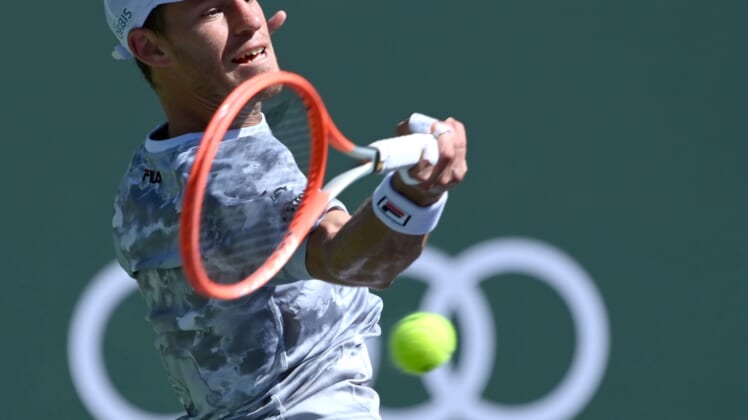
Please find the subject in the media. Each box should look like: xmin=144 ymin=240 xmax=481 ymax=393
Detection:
xmin=279 ymin=199 xmax=348 ymax=282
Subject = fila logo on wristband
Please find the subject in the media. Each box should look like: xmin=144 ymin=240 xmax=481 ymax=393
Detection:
xmin=372 ymin=173 xmax=447 ymax=235
xmin=377 ymin=196 xmax=411 ymax=226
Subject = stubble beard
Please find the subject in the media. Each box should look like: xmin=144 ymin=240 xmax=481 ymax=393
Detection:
xmin=175 ymin=47 xmax=281 ymax=127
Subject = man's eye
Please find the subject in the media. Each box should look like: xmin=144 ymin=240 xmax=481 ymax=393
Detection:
xmin=205 ymin=8 xmax=221 ymax=17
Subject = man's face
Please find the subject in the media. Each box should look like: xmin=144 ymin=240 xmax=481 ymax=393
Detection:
xmin=158 ymin=0 xmax=280 ymax=104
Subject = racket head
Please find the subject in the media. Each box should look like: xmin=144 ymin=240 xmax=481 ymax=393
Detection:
xmin=180 ymin=71 xmax=355 ymax=300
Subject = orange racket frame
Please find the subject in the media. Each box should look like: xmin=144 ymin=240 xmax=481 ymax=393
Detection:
xmin=180 ymin=71 xmax=437 ymax=300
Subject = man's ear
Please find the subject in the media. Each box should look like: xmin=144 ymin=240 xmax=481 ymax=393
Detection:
xmin=128 ymin=28 xmax=171 ymax=67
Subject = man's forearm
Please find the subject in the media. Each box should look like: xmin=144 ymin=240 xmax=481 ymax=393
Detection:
xmin=306 ymin=199 xmax=428 ymax=289
xmin=306 ymin=115 xmax=466 ymax=288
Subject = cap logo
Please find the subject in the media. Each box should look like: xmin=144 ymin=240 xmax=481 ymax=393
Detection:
xmin=113 ymin=8 xmax=133 ymax=40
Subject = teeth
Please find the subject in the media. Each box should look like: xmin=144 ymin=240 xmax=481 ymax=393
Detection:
xmin=244 ymin=47 xmax=265 ymax=59
xmin=233 ymin=47 xmax=266 ymax=63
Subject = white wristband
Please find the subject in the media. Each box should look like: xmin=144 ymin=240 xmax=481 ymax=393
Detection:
xmin=372 ymin=172 xmax=448 ymax=235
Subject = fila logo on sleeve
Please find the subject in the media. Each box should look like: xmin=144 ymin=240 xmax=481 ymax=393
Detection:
xmin=142 ymin=169 xmax=162 ymax=184
xmin=376 ymin=196 xmax=411 ymax=226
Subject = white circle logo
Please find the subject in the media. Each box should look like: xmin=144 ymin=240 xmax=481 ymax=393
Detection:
xmin=68 ymin=238 xmax=609 ymax=420
xmin=67 ymin=262 xmax=179 ymax=420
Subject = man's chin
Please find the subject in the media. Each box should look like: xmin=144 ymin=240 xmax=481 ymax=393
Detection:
xmin=221 ymin=63 xmax=280 ymax=100
xmin=234 ymin=62 xmax=280 ymax=81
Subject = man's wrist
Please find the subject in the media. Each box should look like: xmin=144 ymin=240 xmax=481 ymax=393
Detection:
xmin=390 ymin=171 xmax=446 ymax=206
xmin=372 ymin=172 xmax=448 ymax=235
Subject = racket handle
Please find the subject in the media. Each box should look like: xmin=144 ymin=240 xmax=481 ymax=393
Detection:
xmin=369 ymin=113 xmax=448 ymax=184
xmin=407 ymin=112 xmax=441 ymax=135
xmin=369 ymin=133 xmax=438 ymax=173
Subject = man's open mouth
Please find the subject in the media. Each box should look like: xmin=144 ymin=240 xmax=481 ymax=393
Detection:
xmin=232 ymin=47 xmax=267 ymax=64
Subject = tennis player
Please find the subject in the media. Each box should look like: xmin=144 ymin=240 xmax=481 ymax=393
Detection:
xmin=106 ymin=0 xmax=468 ymax=418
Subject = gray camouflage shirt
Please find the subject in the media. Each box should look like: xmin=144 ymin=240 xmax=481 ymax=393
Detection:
xmin=113 ymin=117 xmax=383 ymax=419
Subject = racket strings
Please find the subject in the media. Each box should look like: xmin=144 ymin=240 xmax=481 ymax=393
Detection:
xmin=198 ymin=85 xmax=315 ymax=285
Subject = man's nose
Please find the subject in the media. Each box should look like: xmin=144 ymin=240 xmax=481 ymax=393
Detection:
xmin=229 ymin=1 xmax=263 ymax=36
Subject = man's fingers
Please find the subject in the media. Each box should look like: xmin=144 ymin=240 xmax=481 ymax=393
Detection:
xmin=397 ymin=115 xmax=467 ymax=192
xmin=429 ymin=146 xmax=454 ymax=187
xmin=267 ymin=10 xmax=287 ymax=34
xmin=421 ymin=118 xmax=467 ymax=189
xmin=441 ymin=118 xmax=467 ymax=185
xmin=423 ymin=121 xmax=457 ymax=188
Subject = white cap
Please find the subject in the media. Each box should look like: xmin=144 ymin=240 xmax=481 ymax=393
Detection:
xmin=103 ymin=0 xmax=184 ymax=60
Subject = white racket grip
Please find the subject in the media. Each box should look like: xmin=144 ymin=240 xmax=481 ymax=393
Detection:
xmin=408 ymin=112 xmax=439 ymax=134
xmin=369 ymin=133 xmax=438 ymax=173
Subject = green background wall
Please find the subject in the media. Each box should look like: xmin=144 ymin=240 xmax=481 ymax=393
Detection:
xmin=3 ymin=1 xmax=746 ymax=419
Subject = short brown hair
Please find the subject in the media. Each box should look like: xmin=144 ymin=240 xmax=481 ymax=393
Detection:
xmin=134 ymin=6 xmax=167 ymax=88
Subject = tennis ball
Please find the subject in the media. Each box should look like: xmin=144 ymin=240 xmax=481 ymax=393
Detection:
xmin=388 ymin=311 xmax=457 ymax=375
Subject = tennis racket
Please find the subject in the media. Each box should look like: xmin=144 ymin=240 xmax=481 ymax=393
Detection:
xmin=180 ymin=70 xmax=442 ymax=300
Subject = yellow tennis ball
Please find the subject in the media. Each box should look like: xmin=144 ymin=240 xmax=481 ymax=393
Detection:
xmin=388 ymin=311 xmax=457 ymax=375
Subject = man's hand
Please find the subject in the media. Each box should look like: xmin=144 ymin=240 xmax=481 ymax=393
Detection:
xmin=393 ymin=117 xmax=468 ymax=206
xmin=267 ymin=10 xmax=287 ymax=34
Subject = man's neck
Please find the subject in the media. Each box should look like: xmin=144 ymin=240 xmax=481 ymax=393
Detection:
xmin=159 ymin=94 xmax=263 ymax=139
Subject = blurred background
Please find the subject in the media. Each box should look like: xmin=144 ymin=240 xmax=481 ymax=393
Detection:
xmin=2 ymin=0 xmax=746 ymax=419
